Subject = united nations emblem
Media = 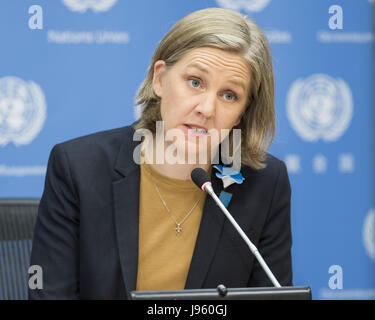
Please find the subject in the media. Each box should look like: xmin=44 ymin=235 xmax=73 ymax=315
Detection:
xmin=216 ymin=0 xmax=271 ymax=12
xmin=286 ymin=74 xmax=353 ymax=142
xmin=0 ymin=77 xmax=46 ymax=147
xmin=62 ymin=0 xmax=117 ymax=13
xmin=363 ymin=209 xmax=375 ymax=261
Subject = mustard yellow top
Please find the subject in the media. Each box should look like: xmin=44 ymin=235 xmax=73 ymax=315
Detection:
xmin=136 ymin=162 xmax=208 ymax=291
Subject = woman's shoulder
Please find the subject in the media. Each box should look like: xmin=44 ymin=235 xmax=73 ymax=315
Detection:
xmin=48 ymin=124 xmax=137 ymax=170
xmin=57 ymin=125 xmax=135 ymax=150
xmin=263 ymin=153 xmax=287 ymax=173
xmin=240 ymin=153 xmax=289 ymax=187
xmin=242 ymin=153 xmax=286 ymax=173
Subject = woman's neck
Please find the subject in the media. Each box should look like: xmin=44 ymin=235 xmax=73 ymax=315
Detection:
xmin=149 ymin=162 xmax=211 ymax=181
xmin=144 ymin=139 xmax=213 ymax=180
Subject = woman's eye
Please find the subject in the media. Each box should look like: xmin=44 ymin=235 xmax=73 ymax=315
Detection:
xmin=189 ymin=79 xmax=201 ymax=88
xmin=224 ymin=92 xmax=237 ymax=101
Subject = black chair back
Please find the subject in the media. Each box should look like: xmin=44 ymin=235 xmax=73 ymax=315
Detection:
xmin=0 ymin=198 xmax=39 ymax=300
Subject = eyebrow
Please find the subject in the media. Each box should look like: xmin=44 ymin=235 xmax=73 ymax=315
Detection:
xmin=185 ymin=62 xmax=247 ymax=92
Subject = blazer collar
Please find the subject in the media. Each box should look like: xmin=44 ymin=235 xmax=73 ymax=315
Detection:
xmin=112 ymin=125 xmax=141 ymax=299
xmin=184 ymin=172 xmax=225 ymax=289
xmin=112 ymin=124 xmax=227 ymax=297
xmin=113 ymin=125 xmax=140 ymax=178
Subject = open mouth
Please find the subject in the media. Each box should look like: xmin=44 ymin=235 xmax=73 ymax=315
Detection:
xmin=184 ymin=124 xmax=208 ymax=135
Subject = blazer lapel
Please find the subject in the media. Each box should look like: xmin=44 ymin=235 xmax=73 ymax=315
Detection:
xmin=185 ymin=170 xmax=226 ymax=289
xmin=112 ymin=127 xmax=141 ymax=299
xmin=112 ymin=126 xmax=233 ymax=293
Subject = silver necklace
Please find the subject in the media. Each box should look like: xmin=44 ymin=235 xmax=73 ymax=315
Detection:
xmin=144 ymin=165 xmax=201 ymax=235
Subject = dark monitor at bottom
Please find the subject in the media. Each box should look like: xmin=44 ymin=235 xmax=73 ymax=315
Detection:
xmin=131 ymin=285 xmax=312 ymax=300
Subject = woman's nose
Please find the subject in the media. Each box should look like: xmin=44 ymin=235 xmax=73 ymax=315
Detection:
xmin=195 ymin=92 xmax=217 ymax=119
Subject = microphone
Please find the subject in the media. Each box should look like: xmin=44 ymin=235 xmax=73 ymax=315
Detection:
xmin=191 ymin=168 xmax=281 ymax=288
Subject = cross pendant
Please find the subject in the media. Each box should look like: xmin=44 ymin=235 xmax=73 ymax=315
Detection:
xmin=175 ymin=224 xmax=182 ymax=235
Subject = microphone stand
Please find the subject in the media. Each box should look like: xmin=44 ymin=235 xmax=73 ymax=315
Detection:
xmin=204 ymin=183 xmax=281 ymax=288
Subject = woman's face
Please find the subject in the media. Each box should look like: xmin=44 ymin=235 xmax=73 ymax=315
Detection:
xmin=152 ymin=47 xmax=250 ymax=163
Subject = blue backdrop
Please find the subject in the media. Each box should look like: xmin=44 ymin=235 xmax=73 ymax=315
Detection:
xmin=0 ymin=0 xmax=373 ymax=300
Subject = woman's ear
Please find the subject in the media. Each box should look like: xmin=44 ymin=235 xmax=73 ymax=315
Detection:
xmin=152 ymin=60 xmax=166 ymax=98
xmin=234 ymin=117 xmax=241 ymax=127
xmin=234 ymin=107 xmax=246 ymax=126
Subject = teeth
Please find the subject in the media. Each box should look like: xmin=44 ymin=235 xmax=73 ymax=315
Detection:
xmin=190 ymin=126 xmax=207 ymax=134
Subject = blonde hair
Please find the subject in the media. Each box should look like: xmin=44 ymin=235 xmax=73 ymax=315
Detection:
xmin=134 ymin=7 xmax=275 ymax=170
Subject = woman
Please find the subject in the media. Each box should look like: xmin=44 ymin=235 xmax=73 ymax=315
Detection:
xmin=29 ymin=7 xmax=292 ymax=299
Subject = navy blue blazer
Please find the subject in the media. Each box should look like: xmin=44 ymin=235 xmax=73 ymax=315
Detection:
xmin=28 ymin=124 xmax=293 ymax=299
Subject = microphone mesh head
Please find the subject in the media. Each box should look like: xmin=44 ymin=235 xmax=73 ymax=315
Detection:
xmin=191 ymin=168 xmax=211 ymax=189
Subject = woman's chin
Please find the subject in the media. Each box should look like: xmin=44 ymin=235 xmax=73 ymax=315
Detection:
xmin=185 ymin=140 xmax=212 ymax=165
xmin=162 ymin=140 xmax=211 ymax=165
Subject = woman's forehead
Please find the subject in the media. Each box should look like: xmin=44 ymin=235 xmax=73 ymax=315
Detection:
xmin=177 ymin=47 xmax=250 ymax=89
